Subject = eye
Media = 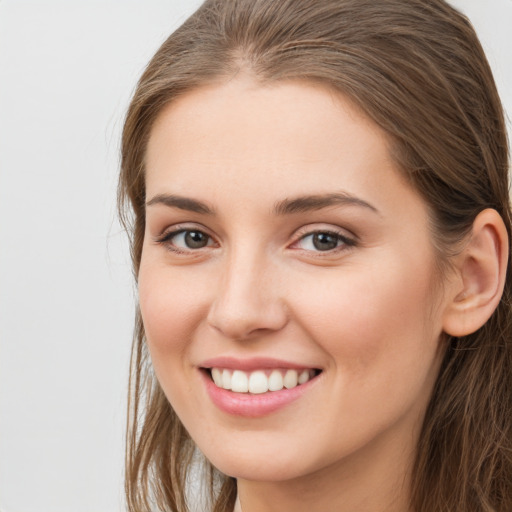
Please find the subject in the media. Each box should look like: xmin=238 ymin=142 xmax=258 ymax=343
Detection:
xmin=157 ymin=228 xmax=215 ymax=251
xmin=294 ymin=230 xmax=355 ymax=252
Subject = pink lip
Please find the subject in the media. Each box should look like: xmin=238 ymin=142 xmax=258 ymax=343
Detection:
xmin=199 ymin=367 xmax=320 ymax=418
xmin=200 ymin=356 xmax=315 ymax=372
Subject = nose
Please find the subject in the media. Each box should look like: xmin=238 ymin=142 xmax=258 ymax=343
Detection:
xmin=206 ymin=249 xmax=288 ymax=340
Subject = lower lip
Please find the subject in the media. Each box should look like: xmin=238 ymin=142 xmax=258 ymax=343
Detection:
xmin=200 ymin=370 xmax=317 ymax=417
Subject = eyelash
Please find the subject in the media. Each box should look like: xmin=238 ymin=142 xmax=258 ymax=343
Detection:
xmin=155 ymin=226 xmax=216 ymax=255
xmin=291 ymin=229 xmax=357 ymax=254
xmin=154 ymin=226 xmax=357 ymax=255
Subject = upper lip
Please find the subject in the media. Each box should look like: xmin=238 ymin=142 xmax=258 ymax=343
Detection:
xmin=200 ymin=356 xmax=320 ymax=372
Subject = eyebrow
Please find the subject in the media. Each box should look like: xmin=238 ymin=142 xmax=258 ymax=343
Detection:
xmin=273 ymin=193 xmax=379 ymax=216
xmin=145 ymin=191 xmax=379 ymax=216
xmin=146 ymin=194 xmax=214 ymax=214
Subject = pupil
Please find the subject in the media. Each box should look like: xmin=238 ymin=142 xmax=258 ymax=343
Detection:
xmin=185 ymin=231 xmax=208 ymax=249
xmin=313 ymin=233 xmax=338 ymax=251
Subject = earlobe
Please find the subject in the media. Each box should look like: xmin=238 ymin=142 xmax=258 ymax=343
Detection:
xmin=442 ymin=209 xmax=508 ymax=337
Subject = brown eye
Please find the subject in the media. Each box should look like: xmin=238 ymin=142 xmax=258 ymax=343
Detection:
xmin=293 ymin=230 xmax=356 ymax=253
xmin=183 ymin=230 xmax=210 ymax=249
xmin=312 ymin=233 xmax=339 ymax=251
xmin=160 ymin=229 xmax=214 ymax=251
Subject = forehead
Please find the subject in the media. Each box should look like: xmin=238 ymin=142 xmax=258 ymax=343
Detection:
xmin=144 ymin=78 xmax=420 ymax=217
xmin=147 ymin=78 xmax=383 ymax=157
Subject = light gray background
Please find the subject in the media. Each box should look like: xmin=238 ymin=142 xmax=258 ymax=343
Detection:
xmin=0 ymin=1 xmax=510 ymax=511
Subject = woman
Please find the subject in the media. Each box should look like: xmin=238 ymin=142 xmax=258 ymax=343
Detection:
xmin=118 ymin=0 xmax=512 ymax=510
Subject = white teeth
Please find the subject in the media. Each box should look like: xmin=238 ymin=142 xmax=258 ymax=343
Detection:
xmin=298 ymin=369 xmax=309 ymax=385
xmin=248 ymin=371 xmax=269 ymax=394
xmin=222 ymin=369 xmax=232 ymax=390
xmin=283 ymin=369 xmax=298 ymax=389
xmin=231 ymin=370 xmax=249 ymax=392
xmin=211 ymin=368 xmax=223 ymax=387
xmin=268 ymin=370 xmax=284 ymax=391
xmin=210 ymin=367 xmax=315 ymax=394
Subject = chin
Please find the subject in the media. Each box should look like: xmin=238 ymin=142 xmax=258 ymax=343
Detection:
xmin=198 ymin=440 xmax=326 ymax=483
xmin=211 ymin=458 xmax=306 ymax=482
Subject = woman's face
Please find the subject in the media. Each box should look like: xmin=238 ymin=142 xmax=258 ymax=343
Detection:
xmin=139 ymin=78 xmax=451 ymax=483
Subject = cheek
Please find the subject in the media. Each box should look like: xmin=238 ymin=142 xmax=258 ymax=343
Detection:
xmin=138 ymin=261 xmax=206 ymax=361
xmin=287 ymin=261 xmax=443 ymax=447
xmin=291 ymin=256 xmax=440 ymax=378
xmin=137 ymin=262 xmax=210 ymax=417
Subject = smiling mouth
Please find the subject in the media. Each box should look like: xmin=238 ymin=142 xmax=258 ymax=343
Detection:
xmin=206 ymin=368 xmax=321 ymax=394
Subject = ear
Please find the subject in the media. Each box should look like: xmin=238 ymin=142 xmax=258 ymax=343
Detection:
xmin=442 ymin=209 xmax=509 ymax=337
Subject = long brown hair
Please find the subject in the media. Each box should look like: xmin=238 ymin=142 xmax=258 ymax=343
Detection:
xmin=119 ymin=1 xmax=512 ymax=510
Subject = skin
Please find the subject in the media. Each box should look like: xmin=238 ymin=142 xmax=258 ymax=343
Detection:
xmin=139 ymin=77 xmax=460 ymax=512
